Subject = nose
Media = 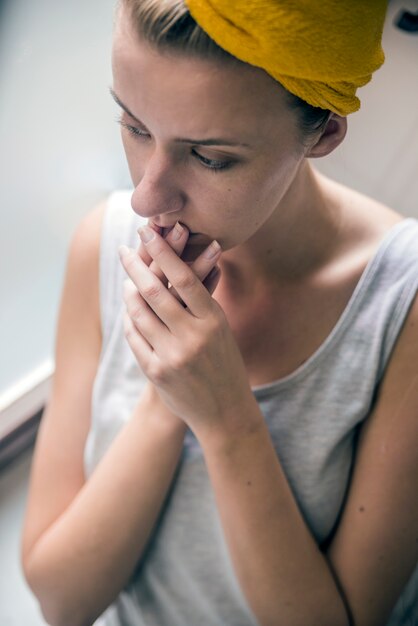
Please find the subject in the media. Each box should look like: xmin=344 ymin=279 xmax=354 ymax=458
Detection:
xmin=130 ymin=147 xmax=186 ymax=223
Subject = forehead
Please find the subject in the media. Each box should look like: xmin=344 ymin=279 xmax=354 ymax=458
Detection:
xmin=111 ymin=6 xmax=295 ymax=144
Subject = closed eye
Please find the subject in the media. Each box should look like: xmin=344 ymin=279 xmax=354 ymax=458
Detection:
xmin=191 ymin=150 xmax=231 ymax=171
xmin=117 ymin=118 xmax=150 ymax=139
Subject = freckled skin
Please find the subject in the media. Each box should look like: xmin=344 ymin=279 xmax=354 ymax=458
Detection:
xmin=111 ymin=3 xmax=349 ymax=287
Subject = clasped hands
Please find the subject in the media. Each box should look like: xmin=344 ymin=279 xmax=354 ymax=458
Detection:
xmin=119 ymin=221 xmax=255 ymax=439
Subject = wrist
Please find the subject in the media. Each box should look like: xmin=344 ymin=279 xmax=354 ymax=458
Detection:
xmin=136 ymin=383 xmax=187 ymax=437
xmin=195 ymin=393 xmax=264 ymax=453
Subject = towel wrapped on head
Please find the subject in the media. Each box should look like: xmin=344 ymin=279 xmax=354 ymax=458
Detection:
xmin=185 ymin=0 xmax=387 ymax=116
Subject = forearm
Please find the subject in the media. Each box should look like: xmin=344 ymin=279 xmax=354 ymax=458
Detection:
xmin=198 ymin=401 xmax=350 ymax=626
xmin=25 ymin=388 xmax=186 ymax=626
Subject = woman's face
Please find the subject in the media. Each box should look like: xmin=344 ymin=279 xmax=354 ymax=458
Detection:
xmin=112 ymin=5 xmax=306 ymax=258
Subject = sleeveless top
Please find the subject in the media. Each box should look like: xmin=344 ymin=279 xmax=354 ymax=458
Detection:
xmin=85 ymin=190 xmax=418 ymax=626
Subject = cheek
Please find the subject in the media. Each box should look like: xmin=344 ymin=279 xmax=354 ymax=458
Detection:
xmin=212 ymin=186 xmax=268 ymax=247
xmin=255 ymin=153 xmax=301 ymax=209
xmin=191 ymin=178 xmax=253 ymax=226
xmin=219 ymin=166 xmax=286 ymax=222
xmin=219 ymin=158 xmax=300 ymax=237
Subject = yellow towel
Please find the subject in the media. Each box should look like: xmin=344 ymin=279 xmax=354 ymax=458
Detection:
xmin=185 ymin=0 xmax=387 ymax=115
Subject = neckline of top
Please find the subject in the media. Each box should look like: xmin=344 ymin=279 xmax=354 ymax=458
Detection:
xmin=251 ymin=217 xmax=418 ymax=397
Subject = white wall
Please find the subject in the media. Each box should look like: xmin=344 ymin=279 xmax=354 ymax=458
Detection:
xmin=314 ymin=0 xmax=418 ymax=215
xmin=0 ymin=0 xmax=131 ymax=426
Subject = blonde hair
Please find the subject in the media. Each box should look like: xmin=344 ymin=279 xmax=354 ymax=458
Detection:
xmin=117 ymin=0 xmax=330 ymax=141
xmin=120 ymin=0 xmax=236 ymax=61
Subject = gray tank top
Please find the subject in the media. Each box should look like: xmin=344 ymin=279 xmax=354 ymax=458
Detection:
xmin=85 ymin=191 xmax=418 ymax=626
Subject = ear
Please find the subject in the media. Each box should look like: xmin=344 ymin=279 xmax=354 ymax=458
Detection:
xmin=306 ymin=114 xmax=347 ymax=158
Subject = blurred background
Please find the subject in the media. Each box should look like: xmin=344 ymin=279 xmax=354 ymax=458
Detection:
xmin=0 ymin=0 xmax=417 ymax=624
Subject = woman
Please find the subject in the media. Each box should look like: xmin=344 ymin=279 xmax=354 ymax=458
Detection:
xmin=21 ymin=1 xmax=418 ymax=625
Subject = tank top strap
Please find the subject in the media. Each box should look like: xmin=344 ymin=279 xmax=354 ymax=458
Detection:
xmin=99 ymin=191 xmax=144 ymax=350
xmin=357 ymin=218 xmax=418 ymax=382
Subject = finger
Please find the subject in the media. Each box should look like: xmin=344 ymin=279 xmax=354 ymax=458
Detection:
xmin=138 ymin=226 xmax=222 ymax=318
xmin=136 ymin=221 xmax=162 ymax=267
xmin=136 ymin=224 xmax=218 ymax=304
xmin=146 ymin=222 xmax=189 ymax=280
xmin=123 ymin=310 xmax=154 ymax=372
xmin=123 ymin=278 xmax=171 ymax=351
xmin=137 ymin=222 xmax=189 ymax=285
xmin=120 ymin=246 xmax=188 ymax=331
xmin=168 ymin=239 xmax=222 ymax=302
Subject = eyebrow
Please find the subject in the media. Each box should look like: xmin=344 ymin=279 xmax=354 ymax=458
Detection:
xmin=109 ymin=87 xmax=252 ymax=148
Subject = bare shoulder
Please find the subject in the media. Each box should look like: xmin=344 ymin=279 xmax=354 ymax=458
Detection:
xmin=50 ymin=200 xmax=108 ymax=359
xmin=70 ymin=200 xmax=108 ymax=298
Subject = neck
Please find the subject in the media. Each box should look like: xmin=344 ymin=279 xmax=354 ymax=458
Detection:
xmin=219 ymin=161 xmax=343 ymax=289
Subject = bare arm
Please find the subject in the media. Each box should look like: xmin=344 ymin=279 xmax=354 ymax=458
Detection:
xmin=197 ymin=296 xmax=418 ymax=626
xmin=22 ymin=214 xmax=220 ymax=626
xmin=196 ymin=404 xmax=350 ymax=626
xmin=24 ymin=383 xmax=186 ymax=626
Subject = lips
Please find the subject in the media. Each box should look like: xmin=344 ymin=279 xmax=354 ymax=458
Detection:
xmin=150 ymin=221 xmax=211 ymax=247
xmin=161 ymin=226 xmax=174 ymax=238
xmin=155 ymin=223 xmax=201 ymax=237
xmin=152 ymin=223 xmax=183 ymax=238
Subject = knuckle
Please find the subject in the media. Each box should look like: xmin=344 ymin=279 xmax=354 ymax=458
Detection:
xmin=142 ymin=279 xmax=162 ymax=301
xmin=175 ymin=271 xmax=197 ymax=291
xmin=168 ymin=349 xmax=187 ymax=372
xmin=148 ymin=362 xmax=168 ymax=386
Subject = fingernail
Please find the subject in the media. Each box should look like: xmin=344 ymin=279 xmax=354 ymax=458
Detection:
xmin=138 ymin=226 xmax=155 ymax=243
xmin=118 ymin=244 xmax=132 ymax=259
xmin=171 ymin=222 xmax=184 ymax=241
xmin=204 ymin=240 xmax=221 ymax=259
